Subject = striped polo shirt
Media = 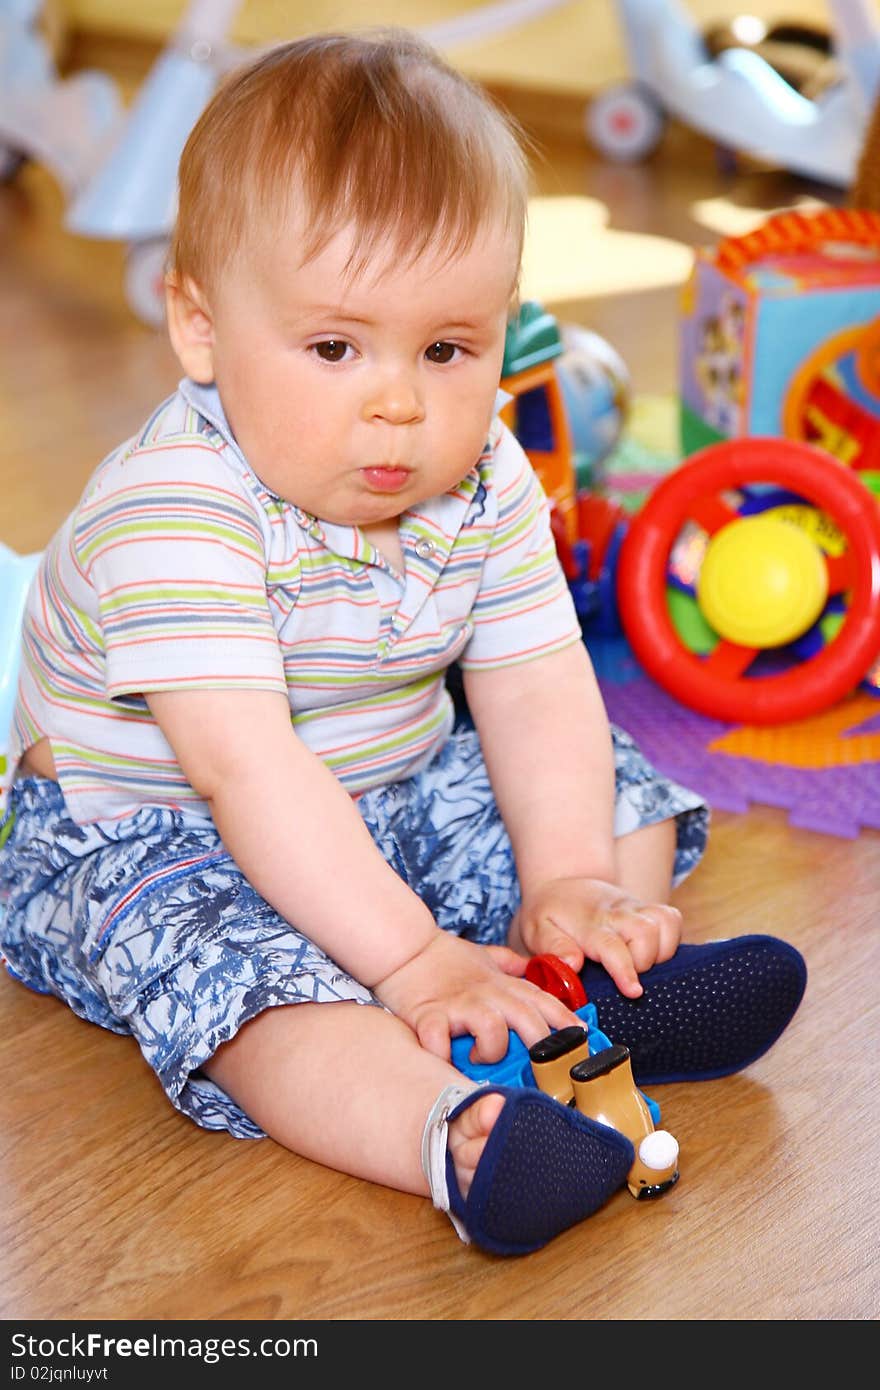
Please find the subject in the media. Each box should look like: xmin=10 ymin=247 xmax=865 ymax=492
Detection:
xmin=10 ymin=378 xmax=582 ymax=824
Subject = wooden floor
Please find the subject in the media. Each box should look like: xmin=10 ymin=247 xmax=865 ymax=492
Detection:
xmin=1 ymin=92 xmax=879 ymax=1324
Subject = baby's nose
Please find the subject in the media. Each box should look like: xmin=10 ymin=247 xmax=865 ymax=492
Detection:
xmin=362 ymin=369 xmax=424 ymax=424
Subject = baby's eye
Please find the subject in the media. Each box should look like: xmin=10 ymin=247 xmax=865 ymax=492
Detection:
xmin=312 ymin=340 xmax=351 ymax=363
xmin=425 ymin=341 xmax=458 ymax=364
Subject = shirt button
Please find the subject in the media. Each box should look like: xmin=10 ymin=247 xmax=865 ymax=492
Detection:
xmin=414 ymin=538 xmax=435 ymax=560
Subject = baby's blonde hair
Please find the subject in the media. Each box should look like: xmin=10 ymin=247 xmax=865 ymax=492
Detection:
xmin=170 ymin=28 xmax=530 ymax=291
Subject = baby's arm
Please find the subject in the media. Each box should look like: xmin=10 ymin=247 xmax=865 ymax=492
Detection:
xmin=146 ymin=688 xmax=580 ymax=1059
xmin=462 ymin=641 xmax=682 ymax=994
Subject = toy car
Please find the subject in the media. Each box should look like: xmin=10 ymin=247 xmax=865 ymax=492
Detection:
xmin=450 ymin=953 xmax=679 ymax=1199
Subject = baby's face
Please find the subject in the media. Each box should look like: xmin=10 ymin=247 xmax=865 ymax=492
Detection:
xmin=198 ymin=212 xmax=519 ymax=526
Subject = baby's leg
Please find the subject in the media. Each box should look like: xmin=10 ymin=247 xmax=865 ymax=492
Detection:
xmin=201 ymin=1000 xmax=634 ymax=1256
xmin=203 ymin=999 xmax=499 ymax=1196
xmin=613 ymin=819 xmax=677 ymax=902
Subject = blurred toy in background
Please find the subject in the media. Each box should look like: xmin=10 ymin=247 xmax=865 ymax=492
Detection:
xmin=850 ymin=15 xmax=880 ymax=209
xmin=502 ymin=293 xmax=880 ymax=726
xmin=691 ymin=289 xmax=746 ymax=436
xmin=0 ymin=0 xmax=122 ymax=194
xmin=782 ymin=307 xmax=880 ymax=484
xmin=558 ymin=322 xmax=631 ymax=491
xmin=587 ymin=0 xmax=880 ymax=187
xmin=679 ymin=206 xmax=880 ymax=457
xmin=617 ymin=436 xmax=880 ymax=722
xmin=501 ymin=303 xmax=630 ymax=522
xmin=678 ymin=204 xmax=880 ymax=705
xmin=501 ymin=301 xmax=580 ymax=547
xmin=703 ymin=15 xmax=839 ymax=97
xmin=64 ymin=0 xmax=242 ymax=328
xmin=501 ymin=302 xmax=631 ymax=634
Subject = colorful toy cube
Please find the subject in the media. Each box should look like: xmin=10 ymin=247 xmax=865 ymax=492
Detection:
xmin=679 ymin=209 xmax=880 ymax=458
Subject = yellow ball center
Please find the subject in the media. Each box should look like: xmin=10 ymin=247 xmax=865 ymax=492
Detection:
xmin=696 ymin=515 xmax=829 ymax=647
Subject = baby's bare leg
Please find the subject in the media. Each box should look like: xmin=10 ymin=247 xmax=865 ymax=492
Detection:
xmin=614 ymin=818 xmax=677 ymax=901
xmin=202 ymin=1002 xmax=635 ymax=1256
xmin=202 ymin=1000 xmax=501 ymax=1196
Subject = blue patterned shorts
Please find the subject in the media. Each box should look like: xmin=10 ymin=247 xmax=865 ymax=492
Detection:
xmin=0 ymin=722 xmax=707 ymax=1139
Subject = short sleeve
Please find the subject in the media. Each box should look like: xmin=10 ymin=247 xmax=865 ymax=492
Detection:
xmin=457 ymin=424 xmax=582 ymax=670
xmin=76 ymin=441 xmax=288 ymax=697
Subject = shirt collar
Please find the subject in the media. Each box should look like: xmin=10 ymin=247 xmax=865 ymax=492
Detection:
xmin=179 ymin=377 xmax=238 ymax=447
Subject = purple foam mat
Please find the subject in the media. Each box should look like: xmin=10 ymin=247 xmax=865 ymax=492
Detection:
xmin=592 ymin=647 xmax=880 ymax=840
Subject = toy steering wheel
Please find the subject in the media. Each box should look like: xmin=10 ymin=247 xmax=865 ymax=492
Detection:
xmin=616 ymin=437 xmax=880 ymax=724
xmin=524 ymin=953 xmax=587 ymax=1009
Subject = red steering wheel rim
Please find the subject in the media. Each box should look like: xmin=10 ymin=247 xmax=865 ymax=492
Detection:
xmin=616 ymin=437 xmax=880 ymax=724
xmin=524 ymin=954 xmax=587 ymax=1010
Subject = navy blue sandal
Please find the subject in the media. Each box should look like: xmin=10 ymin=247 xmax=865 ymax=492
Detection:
xmin=421 ymin=1082 xmax=634 ymax=1256
xmin=580 ymin=934 xmax=807 ymax=1085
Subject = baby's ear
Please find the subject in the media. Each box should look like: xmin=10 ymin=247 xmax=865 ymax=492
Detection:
xmin=165 ymin=274 xmax=215 ymax=383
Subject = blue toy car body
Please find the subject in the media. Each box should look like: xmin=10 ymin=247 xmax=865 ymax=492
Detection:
xmin=451 ymin=1000 xmax=662 ymax=1126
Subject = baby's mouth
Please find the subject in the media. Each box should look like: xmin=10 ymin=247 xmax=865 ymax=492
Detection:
xmin=360 ymin=466 xmax=412 ymax=493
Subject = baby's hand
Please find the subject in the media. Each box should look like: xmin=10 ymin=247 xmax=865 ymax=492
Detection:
xmin=511 ymin=877 xmax=682 ymax=998
xmin=372 ymin=932 xmax=581 ymax=1064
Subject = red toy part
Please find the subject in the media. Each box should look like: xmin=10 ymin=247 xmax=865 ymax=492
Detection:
xmin=525 ymin=954 xmax=587 ymax=1009
xmin=617 ymin=437 xmax=880 ymax=724
xmin=577 ymin=494 xmax=627 ymax=580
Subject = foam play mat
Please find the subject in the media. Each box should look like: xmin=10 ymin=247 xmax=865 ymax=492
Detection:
xmin=592 ymin=636 xmax=880 ymax=840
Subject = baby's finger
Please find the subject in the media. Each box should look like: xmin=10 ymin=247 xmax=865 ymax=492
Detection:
xmin=498 ymin=984 xmax=583 ymax=1049
xmin=414 ymin=1009 xmax=453 ymax=1063
xmin=463 ymin=1005 xmax=522 ymax=1064
xmin=648 ymin=903 xmax=683 ymax=962
xmin=584 ymin=928 xmax=643 ymax=998
xmin=521 ymin=918 xmax=585 ymax=971
xmin=455 ymin=984 xmax=579 ymax=1065
xmin=613 ymin=903 xmax=682 ymax=972
xmin=483 ymin=944 xmax=529 ymax=977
